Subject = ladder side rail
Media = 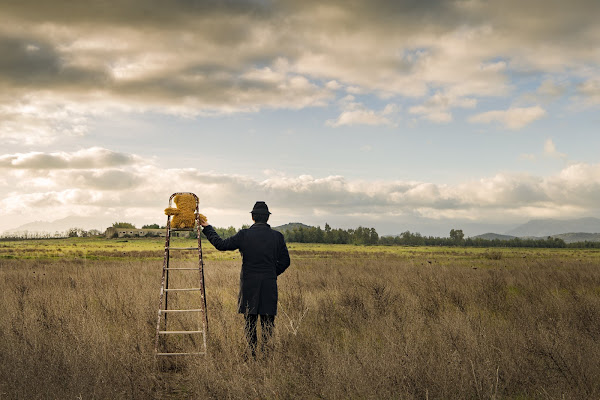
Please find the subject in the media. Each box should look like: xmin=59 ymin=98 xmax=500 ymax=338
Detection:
xmin=196 ymin=212 xmax=208 ymax=353
xmin=164 ymin=197 xmax=174 ymax=330
xmin=164 ymin=232 xmax=171 ymax=330
xmin=154 ymin=213 xmax=171 ymax=354
xmin=199 ymin=218 xmax=208 ymax=333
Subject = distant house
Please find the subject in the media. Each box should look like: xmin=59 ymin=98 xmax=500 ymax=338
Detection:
xmin=104 ymin=227 xmax=192 ymax=238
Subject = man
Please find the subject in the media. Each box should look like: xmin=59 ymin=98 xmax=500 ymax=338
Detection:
xmin=200 ymin=201 xmax=290 ymax=358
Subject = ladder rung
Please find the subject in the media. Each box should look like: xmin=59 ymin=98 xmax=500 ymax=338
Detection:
xmin=170 ymin=228 xmax=194 ymax=232
xmin=164 ymin=268 xmax=199 ymax=270
xmin=169 ymin=247 xmax=198 ymax=250
xmin=159 ymin=330 xmax=203 ymax=334
xmin=165 ymin=288 xmax=201 ymax=292
xmin=156 ymin=352 xmax=206 ymax=356
xmin=159 ymin=309 xmax=203 ymax=313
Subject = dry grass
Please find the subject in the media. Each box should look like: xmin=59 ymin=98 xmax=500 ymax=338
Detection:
xmin=1 ymin=243 xmax=599 ymax=399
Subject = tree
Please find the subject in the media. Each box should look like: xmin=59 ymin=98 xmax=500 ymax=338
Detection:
xmin=112 ymin=222 xmax=136 ymax=229
xmin=226 ymin=226 xmax=237 ymax=237
xmin=324 ymin=223 xmax=332 ymax=242
xmin=369 ymin=227 xmax=379 ymax=244
xmin=142 ymin=224 xmax=160 ymax=229
xmin=449 ymin=229 xmax=465 ymax=244
xmin=315 ymin=226 xmax=325 ymax=243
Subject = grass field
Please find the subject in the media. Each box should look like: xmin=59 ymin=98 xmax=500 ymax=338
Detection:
xmin=1 ymin=238 xmax=599 ymax=399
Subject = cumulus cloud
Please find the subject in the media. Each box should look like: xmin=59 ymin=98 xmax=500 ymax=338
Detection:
xmin=2 ymin=147 xmax=600 ymax=232
xmin=468 ymin=106 xmax=547 ymax=130
xmin=326 ymin=97 xmax=399 ymax=127
xmin=409 ymin=92 xmax=476 ymax=123
xmin=0 ymin=96 xmax=89 ymax=145
xmin=537 ymin=79 xmax=568 ymax=99
xmin=1 ymin=0 xmax=599 ymax=143
xmin=543 ymin=138 xmax=566 ymax=159
xmin=520 ymin=78 xmax=570 ymax=104
xmin=0 ymin=147 xmax=141 ymax=169
xmin=577 ymin=78 xmax=600 ymax=105
xmin=544 ymin=163 xmax=600 ymax=208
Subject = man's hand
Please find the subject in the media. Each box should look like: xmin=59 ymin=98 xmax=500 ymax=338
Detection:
xmin=198 ymin=213 xmax=209 ymax=227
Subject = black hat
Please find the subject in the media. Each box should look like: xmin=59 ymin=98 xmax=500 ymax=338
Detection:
xmin=250 ymin=201 xmax=271 ymax=215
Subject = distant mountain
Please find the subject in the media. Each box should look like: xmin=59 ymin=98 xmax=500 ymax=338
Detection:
xmin=551 ymin=232 xmax=600 ymax=243
xmin=506 ymin=217 xmax=600 ymax=237
xmin=4 ymin=216 xmax=110 ymax=234
xmin=273 ymin=222 xmax=313 ymax=232
xmin=472 ymin=233 xmax=516 ymax=241
xmin=472 ymin=231 xmax=600 ymax=244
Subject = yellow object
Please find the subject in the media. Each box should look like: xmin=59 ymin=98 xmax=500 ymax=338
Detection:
xmin=164 ymin=194 xmax=201 ymax=229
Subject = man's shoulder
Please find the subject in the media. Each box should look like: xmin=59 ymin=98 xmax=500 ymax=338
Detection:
xmin=270 ymin=228 xmax=285 ymax=240
xmin=248 ymin=224 xmax=284 ymax=237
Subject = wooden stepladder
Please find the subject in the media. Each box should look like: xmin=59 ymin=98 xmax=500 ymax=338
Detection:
xmin=154 ymin=192 xmax=208 ymax=357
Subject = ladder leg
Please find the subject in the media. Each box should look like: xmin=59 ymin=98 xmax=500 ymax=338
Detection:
xmin=164 ymin=249 xmax=170 ymax=329
xmin=197 ymin=216 xmax=208 ymax=352
xmin=154 ymin=216 xmax=171 ymax=354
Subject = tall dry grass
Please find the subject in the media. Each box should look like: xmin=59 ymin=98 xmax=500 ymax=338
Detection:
xmin=1 ymin=247 xmax=599 ymax=399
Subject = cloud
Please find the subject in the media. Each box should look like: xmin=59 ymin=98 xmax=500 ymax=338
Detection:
xmin=537 ymin=79 xmax=568 ymax=99
xmin=2 ymin=147 xmax=600 ymax=232
xmin=520 ymin=78 xmax=570 ymax=104
xmin=1 ymin=0 xmax=599 ymax=143
xmin=326 ymin=107 xmax=395 ymax=127
xmin=518 ymin=138 xmax=565 ymax=162
xmin=0 ymin=35 xmax=110 ymax=89
xmin=544 ymin=163 xmax=600 ymax=208
xmin=519 ymin=153 xmax=536 ymax=161
xmin=325 ymin=80 xmax=342 ymax=90
xmin=409 ymin=108 xmax=452 ymax=123
xmin=0 ymin=147 xmax=141 ymax=169
xmin=468 ymin=106 xmax=547 ymax=130
xmin=326 ymin=98 xmax=399 ymax=127
xmin=409 ymin=92 xmax=476 ymax=123
xmin=577 ymin=78 xmax=600 ymax=105
xmin=0 ymin=96 xmax=89 ymax=145
xmin=543 ymin=138 xmax=566 ymax=159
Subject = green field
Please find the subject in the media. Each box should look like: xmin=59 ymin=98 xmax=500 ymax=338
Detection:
xmin=1 ymin=238 xmax=599 ymax=398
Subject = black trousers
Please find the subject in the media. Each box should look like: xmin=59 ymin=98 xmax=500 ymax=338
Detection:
xmin=244 ymin=314 xmax=275 ymax=357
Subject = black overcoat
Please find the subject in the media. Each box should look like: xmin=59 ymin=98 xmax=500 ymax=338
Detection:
xmin=202 ymin=223 xmax=290 ymax=315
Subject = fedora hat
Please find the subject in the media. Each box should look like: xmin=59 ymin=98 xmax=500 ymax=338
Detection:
xmin=250 ymin=201 xmax=271 ymax=215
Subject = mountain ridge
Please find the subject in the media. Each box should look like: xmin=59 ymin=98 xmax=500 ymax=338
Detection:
xmin=472 ymin=231 xmax=600 ymax=244
xmin=273 ymin=222 xmax=313 ymax=232
xmin=4 ymin=216 xmax=110 ymax=234
xmin=472 ymin=233 xmax=517 ymax=241
xmin=505 ymin=217 xmax=600 ymax=237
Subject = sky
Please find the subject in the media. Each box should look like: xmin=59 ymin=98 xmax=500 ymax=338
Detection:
xmin=1 ymin=0 xmax=600 ymax=236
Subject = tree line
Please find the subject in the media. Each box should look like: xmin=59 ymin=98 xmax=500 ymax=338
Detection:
xmin=278 ymin=225 xmax=600 ymax=249
xmin=4 ymin=221 xmax=600 ymax=249
xmin=111 ymin=222 xmax=598 ymax=249
xmin=0 ymin=228 xmax=104 ymax=240
xmin=378 ymin=229 xmax=569 ymax=248
xmin=282 ymin=223 xmax=379 ymax=245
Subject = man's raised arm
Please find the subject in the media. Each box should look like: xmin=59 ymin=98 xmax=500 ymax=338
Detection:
xmin=202 ymin=224 xmax=242 ymax=251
